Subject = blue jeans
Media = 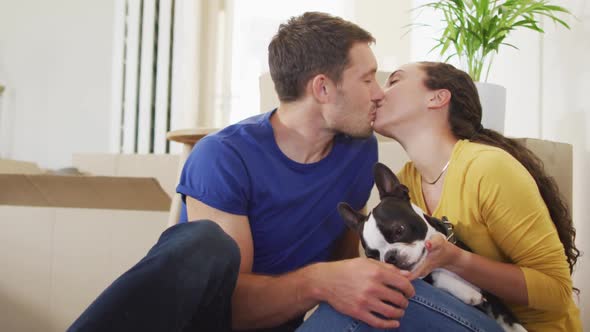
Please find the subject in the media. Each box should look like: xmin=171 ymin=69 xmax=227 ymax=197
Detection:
xmin=297 ymin=279 xmax=504 ymax=332
xmin=68 ymin=220 xmax=241 ymax=332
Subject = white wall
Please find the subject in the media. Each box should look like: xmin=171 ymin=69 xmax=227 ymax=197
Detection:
xmin=541 ymin=0 xmax=590 ymax=328
xmin=487 ymin=3 xmax=590 ymax=328
xmin=353 ymin=0 xmax=412 ymax=74
xmin=409 ymin=0 xmax=589 ymax=328
xmin=0 ymin=0 xmax=411 ymax=168
xmin=0 ymin=0 xmax=115 ymax=169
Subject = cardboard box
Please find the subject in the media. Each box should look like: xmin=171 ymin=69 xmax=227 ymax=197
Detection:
xmin=72 ymin=153 xmax=180 ymax=198
xmin=0 ymin=160 xmax=171 ymax=332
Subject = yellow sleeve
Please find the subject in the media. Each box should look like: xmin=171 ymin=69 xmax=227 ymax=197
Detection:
xmin=469 ymin=151 xmax=572 ymax=312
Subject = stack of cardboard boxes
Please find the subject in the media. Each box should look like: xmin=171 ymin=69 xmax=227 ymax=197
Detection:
xmin=0 ymin=156 xmax=176 ymax=331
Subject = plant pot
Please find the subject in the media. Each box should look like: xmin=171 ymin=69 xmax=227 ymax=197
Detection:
xmin=475 ymin=82 xmax=506 ymax=134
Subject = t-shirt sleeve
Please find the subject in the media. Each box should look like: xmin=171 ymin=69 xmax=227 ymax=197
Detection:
xmin=470 ymin=151 xmax=572 ymax=312
xmin=176 ymin=137 xmax=250 ymax=216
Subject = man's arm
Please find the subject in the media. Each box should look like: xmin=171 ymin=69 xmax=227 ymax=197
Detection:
xmin=186 ymin=196 xmax=315 ymax=328
xmin=186 ymin=197 xmax=415 ymax=330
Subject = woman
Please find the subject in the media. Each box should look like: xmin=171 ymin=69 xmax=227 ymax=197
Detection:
xmin=299 ymin=62 xmax=581 ymax=331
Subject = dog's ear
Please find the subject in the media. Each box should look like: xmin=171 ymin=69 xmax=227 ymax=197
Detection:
xmin=374 ymin=162 xmax=399 ymax=197
xmin=337 ymin=202 xmax=366 ymax=230
xmin=373 ymin=162 xmax=410 ymax=201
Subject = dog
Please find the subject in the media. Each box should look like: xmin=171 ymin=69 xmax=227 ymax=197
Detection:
xmin=337 ymin=162 xmax=526 ymax=332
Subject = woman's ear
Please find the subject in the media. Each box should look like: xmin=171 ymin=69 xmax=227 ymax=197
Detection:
xmin=310 ymin=75 xmax=331 ymax=103
xmin=427 ymin=89 xmax=451 ymax=109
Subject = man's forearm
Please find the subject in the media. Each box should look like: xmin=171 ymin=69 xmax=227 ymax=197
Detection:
xmin=231 ymin=265 xmax=322 ymax=330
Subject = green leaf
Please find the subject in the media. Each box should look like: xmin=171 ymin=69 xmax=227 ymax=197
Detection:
xmin=412 ymin=0 xmax=573 ymax=80
xmin=501 ymin=42 xmax=519 ymax=50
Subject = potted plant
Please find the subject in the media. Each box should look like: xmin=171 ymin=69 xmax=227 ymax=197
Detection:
xmin=414 ymin=0 xmax=573 ymax=133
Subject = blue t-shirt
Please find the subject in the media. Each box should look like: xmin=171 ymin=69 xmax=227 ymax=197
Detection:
xmin=177 ymin=110 xmax=377 ymax=275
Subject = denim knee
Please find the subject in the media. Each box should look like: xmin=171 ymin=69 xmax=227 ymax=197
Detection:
xmin=153 ymin=220 xmax=241 ymax=273
xmin=191 ymin=220 xmax=241 ymax=267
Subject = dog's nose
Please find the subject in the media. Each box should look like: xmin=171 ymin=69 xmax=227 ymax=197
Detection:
xmin=384 ymin=251 xmax=398 ymax=265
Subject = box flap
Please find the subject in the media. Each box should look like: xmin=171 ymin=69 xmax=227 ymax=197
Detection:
xmin=71 ymin=153 xmax=180 ymax=198
xmin=0 ymin=159 xmax=43 ymax=174
xmin=0 ymin=175 xmax=171 ymax=211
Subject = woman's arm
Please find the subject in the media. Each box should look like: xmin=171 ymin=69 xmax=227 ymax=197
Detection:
xmin=475 ymin=152 xmax=573 ymax=311
xmin=419 ymin=235 xmax=528 ymax=305
xmin=412 ymin=151 xmax=572 ymax=311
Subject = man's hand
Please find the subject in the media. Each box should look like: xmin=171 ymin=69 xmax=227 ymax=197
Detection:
xmin=308 ymin=257 xmax=415 ymax=329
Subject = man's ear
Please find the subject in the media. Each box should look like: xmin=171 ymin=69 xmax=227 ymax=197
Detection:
xmin=310 ymin=74 xmax=331 ymax=103
xmin=427 ymin=89 xmax=451 ymax=109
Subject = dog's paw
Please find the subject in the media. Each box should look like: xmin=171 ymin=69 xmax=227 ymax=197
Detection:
xmin=497 ymin=318 xmax=528 ymax=332
xmin=508 ymin=323 xmax=528 ymax=332
xmin=456 ymin=287 xmax=484 ymax=306
xmin=431 ymin=269 xmax=483 ymax=306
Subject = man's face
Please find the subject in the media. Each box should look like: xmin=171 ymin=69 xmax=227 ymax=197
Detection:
xmin=324 ymin=43 xmax=384 ymax=138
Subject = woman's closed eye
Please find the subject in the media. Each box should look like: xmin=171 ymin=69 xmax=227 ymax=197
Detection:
xmin=388 ymin=79 xmax=399 ymax=86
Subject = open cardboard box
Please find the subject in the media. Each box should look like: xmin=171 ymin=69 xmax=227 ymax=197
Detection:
xmin=0 ymin=159 xmax=171 ymax=332
xmin=71 ymin=153 xmax=180 ymax=198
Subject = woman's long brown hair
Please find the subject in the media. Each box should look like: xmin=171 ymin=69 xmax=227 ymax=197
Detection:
xmin=419 ymin=62 xmax=580 ymax=288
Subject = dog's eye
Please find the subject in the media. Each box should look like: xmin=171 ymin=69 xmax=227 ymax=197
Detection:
xmin=394 ymin=225 xmax=406 ymax=237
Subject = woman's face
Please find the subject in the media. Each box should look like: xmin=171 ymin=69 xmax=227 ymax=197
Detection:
xmin=373 ymin=63 xmax=433 ymax=138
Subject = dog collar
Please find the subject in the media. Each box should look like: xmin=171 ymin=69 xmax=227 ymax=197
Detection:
xmin=441 ymin=216 xmax=457 ymax=244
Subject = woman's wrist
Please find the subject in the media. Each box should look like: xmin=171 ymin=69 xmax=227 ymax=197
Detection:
xmin=446 ymin=246 xmax=471 ymax=274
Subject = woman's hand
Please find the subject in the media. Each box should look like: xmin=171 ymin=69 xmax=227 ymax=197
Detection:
xmin=409 ymin=233 xmax=466 ymax=279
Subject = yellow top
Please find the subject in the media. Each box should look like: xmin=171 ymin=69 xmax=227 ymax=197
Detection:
xmin=397 ymin=139 xmax=581 ymax=332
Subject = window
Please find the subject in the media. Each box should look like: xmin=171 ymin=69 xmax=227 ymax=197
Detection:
xmin=226 ymin=0 xmax=354 ymax=123
xmin=112 ymin=0 xmax=379 ymax=153
xmin=112 ymin=0 xmax=176 ymax=154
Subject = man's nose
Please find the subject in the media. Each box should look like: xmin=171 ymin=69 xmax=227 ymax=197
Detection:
xmin=371 ymin=83 xmax=385 ymax=103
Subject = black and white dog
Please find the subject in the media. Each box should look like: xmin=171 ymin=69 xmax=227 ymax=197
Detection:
xmin=337 ymin=162 xmax=526 ymax=332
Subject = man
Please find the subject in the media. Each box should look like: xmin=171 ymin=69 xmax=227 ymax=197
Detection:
xmin=176 ymin=11 xmax=413 ymax=331
xmin=69 ymin=12 xmax=411 ymax=332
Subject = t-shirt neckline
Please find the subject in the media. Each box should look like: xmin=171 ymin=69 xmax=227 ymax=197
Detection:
xmin=262 ymin=109 xmax=345 ymax=170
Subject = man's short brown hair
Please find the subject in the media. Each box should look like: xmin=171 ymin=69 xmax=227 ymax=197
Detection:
xmin=268 ymin=12 xmax=375 ymax=102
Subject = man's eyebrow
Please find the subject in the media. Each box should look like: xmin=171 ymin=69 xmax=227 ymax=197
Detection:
xmin=388 ymin=69 xmax=404 ymax=80
xmin=362 ymin=67 xmax=377 ymax=77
